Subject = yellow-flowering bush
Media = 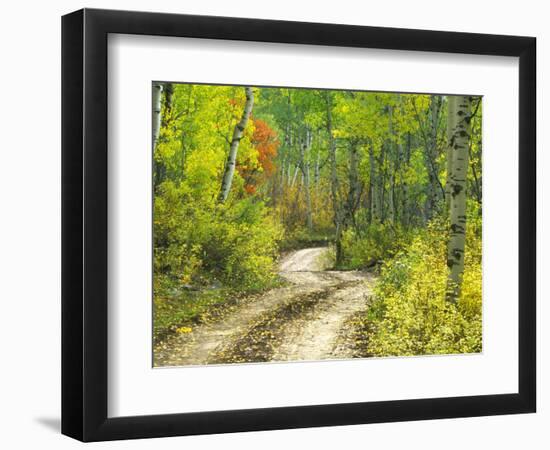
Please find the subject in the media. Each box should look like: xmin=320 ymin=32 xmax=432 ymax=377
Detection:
xmin=367 ymin=215 xmax=482 ymax=356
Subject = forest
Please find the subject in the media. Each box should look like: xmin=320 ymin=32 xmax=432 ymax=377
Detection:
xmin=152 ymin=83 xmax=482 ymax=366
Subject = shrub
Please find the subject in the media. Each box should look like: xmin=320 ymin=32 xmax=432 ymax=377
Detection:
xmin=154 ymin=181 xmax=283 ymax=294
xmin=367 ymin=216 xmax=482 ymax=356
xmin=339 ymin=222 xmax=413 ymax=270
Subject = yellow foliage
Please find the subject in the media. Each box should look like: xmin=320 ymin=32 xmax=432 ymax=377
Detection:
xmin=176 ymin=326 xmax=193 ymax=334
xmin=367 ymin=217 xmax=482 ymax=356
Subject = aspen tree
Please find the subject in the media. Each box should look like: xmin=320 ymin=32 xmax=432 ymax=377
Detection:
xmin=218 ymin=87 xmax=254 ymax=203
xmin=325 ymin=92 xmax=344 ymax=265
xmin=446 ymin=95 xmax=472 ymax=302
xmin=152 ymin=82 xmax=163 ymax=149
xmin=300 ymin=128 xmax=313 ymax=230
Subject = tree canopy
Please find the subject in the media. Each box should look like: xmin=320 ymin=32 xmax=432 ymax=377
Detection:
xmin=153 ymin=82 xmax=482 ymax=358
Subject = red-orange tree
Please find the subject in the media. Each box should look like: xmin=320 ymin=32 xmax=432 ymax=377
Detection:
xmin=238 ymin=118 xmax=279 ymax=194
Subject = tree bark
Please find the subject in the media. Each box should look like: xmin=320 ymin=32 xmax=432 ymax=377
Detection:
xmin=326 ymin=93 xmax=344 ymax=265
xmin=152 ymin=83 xmax=164 ymax=188
xmin=218 ymin=87 xmax=254 ymax=203
xmin=368 ymin=142 xmax=377 ymax=223
xmin=424 ymin=96 xmax=444 ymax=219
xmin=469 ymin=143 xmax=482 ymax=205
xmin=314 ymin=134 xmax=321 ymax=188
xmin=291 ymin=165 xmax=300 ymax=187
xmin=401 ymin=134 xmax=412 ymax=226
xmin=378 ymin=143 xmax=386 ymax=223
xmin=161 ymin=82 xmax=174 ymax=128
xmin=301 ymin=129 xmax=313 ymax=230
xmin=346 ymin=140 xmax=361 ymax=229
xmin=446 ymin=95 xmax=472 ymax=302
xmin=388 ymin=105 xmax=396 ymax=224
xmin=445 ymin=96 xmax=457 ymax=210
xmin=152 ymin=83 xmax=163 ymax=149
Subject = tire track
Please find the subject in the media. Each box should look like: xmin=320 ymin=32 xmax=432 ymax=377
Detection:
xmin=154 ymin=247 xmax=373 ymax=367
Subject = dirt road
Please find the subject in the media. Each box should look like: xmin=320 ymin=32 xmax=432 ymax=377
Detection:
xmin=154 ymin=247 xmax=374 ymax=367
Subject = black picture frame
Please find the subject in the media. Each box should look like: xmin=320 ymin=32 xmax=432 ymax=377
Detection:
xmin=62 ymin=8 xmax=536 ymax=442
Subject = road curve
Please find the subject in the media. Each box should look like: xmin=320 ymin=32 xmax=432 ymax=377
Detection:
xmin=154 ymin=247 xmax=374 ymax=367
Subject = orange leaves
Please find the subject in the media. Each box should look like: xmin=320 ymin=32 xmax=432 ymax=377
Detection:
xmin=244 ymin=184 xmax=257 ymax=195
xmin=238 ymin=118 xmax=280 ymax=195
xmin=252 ymin=118 xmax=279 ymax=177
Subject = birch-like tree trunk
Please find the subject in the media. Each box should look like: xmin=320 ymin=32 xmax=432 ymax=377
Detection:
xmin=152 ymin=83 xmax=163 ymax=149
xmin=161 ymin=82 xmax=174 ymax=128
xmin=346 ymin=140 xmax=361 ymax=229
xmin=401 ymin=134 xmax=412 ymax=226
xmin=424 ymin=96 xmax=444 ymax=220
xmin=218 ymin=87 xmax=254 ymax=203
xmin=445 ymin=96 xmax=457 ymax=210
xmin=301 ymin=129 xmax=313 ymax=230
xmin=152 ymin=83 xmax=164 ymax=188
xmin=446 ymin=95 xmax=472 ymax=302
xmin=368 ymin=142 xmax=377 ymax=223
xmin=388 ymin=106 xmax=396 ymax=224
xmin=378 ymin=143 xmax=387 ymax=223
xmin=314 ymin=145 xmax=321 ymax=187
xmin=326 ymin=93 xmax=344 ymax=265
xmin=291 ymin=165 xmax=300 ymax=187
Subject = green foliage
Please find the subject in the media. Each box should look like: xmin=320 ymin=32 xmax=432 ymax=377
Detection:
xmin=153 ymin=288 xmax=228 ymax=344
xmin=280 ymin=227 xmax=333 ymax=252
xmin=153 ymin=85 xmax=286 ymax=341
xmin=154 ymin=181 xmax=282 ymax=291
xmin=366 ymin=215 xmax=482 ymax=356
xmin=339 ymin=222 xmax=413 ymax=270
xmin=152 ymin=82 xmax=483 ymax=356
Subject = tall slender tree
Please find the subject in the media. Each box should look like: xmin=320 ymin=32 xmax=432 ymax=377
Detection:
xmin=152 ymin=83 xmax=164 ymax=188
xmin=446 ymin=95 xmax=472 ymax=302
xmin=445 ymin=96 xmax=457 ymax=210
xmin=325 ymin=92 xmax=344 ymax=265
xmin=161 ymin=82 xmax=174 ymax=127
xmin=218 ymin=87 xmax=254 ymax=203
xmin=152 ymin=82 xmax=163 ymax=149
xmin=345 ymin=139 xmax=361 ymax=229
xmin=300 ymin=128 xmax=313 ymax=230
xmin=367 ymin=140 xmax=379 ymax=224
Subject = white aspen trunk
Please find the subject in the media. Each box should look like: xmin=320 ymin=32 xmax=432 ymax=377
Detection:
xmin=368 ymin=143 xmax=377 ymax=223
xmin=279 ymin=156 xmax=286 ymax=194
xmin=446 ymin=95 xmax=472 ymax=302
xmin=301 ymin=129 xmax=313 ymax=230
xmin=286 ymin=161 xmax=291 ymax=186
xmin=218 ymin=87 xmax=254 ymax=203
xmin=291 ymin=165 xmax=300 ymax=187
xmin=401 ymin=135 xmax=411 ymax=226
xmin=282 ymin=123 xmax=290 ymax=187
xmin=326 ymin=94 xmax=344 ymax=265
xmin=152 ymin=83 xmax=165 ymax=188
xmin=152 ymin=83 xmax=163 ymax=149
xmin=424 ymin=96 xmax=443 ymax=219
xmin=346 ymin=140 xmax=360 ymax=228
xmin=314 ymin=145 xmax=321 ymax=186
xmin=389 ymin=168 xmax=396 ymax=224
xmin=445 ymin=96 xmax=457 ymax=210
xmin=388 ymin=106 xmax=396 ymax=224
xmin=378 ymin=144 xmax=386 ymax=223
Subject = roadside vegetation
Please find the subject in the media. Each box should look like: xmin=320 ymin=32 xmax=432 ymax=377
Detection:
xmin=153 ymin=83 xmax=483 ymax=357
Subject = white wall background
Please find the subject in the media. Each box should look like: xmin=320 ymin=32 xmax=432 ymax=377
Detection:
xmin=0 ymin=0 xmax=545 ymax=448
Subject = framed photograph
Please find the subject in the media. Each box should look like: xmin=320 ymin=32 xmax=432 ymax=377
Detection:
xmin=62 ymin=8 xmax=536 ymax=442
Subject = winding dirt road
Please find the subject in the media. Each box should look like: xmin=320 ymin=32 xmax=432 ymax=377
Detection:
xmin=154 ymin=247 xmax=374 ymax=367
